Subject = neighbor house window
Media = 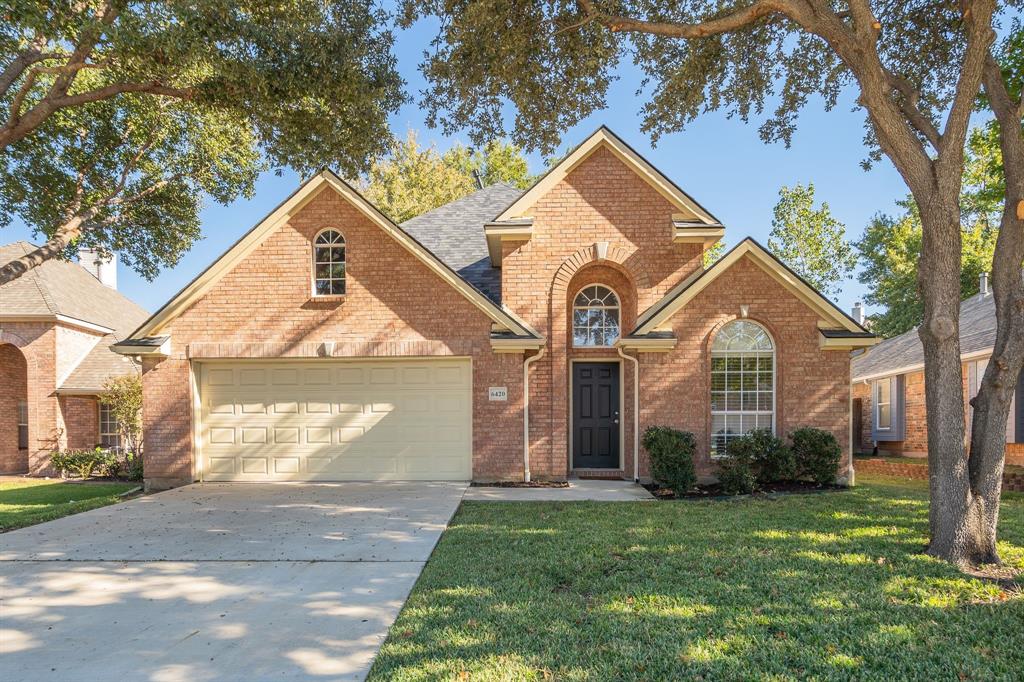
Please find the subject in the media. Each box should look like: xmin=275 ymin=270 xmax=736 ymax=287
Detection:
xmin=99 ymin=403 xmax=121 ymax=449
xmin=313 ymin=229 xmax=346 ymax=296
xmin=572 ymin=285 xmax=620 ymax=347
xmin=875 ymin=379 xmax=892 ymax=431
xmin=710 ymin=320 xmax=775 ymax=457
xmin=17 ymin=400 xmax=27 ymax=450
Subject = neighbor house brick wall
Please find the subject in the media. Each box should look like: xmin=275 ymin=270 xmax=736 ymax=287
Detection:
xmin=144 ymin=187 xmax=525 ymax=487
xmin=60 ymin=396 xmax=99 ymax=450
xmin=0 ymin=322 xmax=60 ymax=474
xmin=856 ymin=361 xmax=1023 ymax=466
xmin=852 ymin=381 xmax=871 ymax=451
xmin=639 ymin=257 xmax=852 ymax=481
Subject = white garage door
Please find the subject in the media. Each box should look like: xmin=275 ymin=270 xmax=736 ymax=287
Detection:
xmin=197 ymin=359 xmax=472 ymax=481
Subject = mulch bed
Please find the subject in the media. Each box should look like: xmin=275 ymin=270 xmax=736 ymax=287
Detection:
xmin=470 ymin=481 xmax=570 ymax=489
xmin=644 ymin=480 xmax=846 ymax=500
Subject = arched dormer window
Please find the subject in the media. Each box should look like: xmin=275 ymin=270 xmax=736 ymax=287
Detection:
xmin=710 ymin=320 xmax=775 ymax=457
xmin=313 ymin=229 xmax=346 ymax=296
xmin=572 ymin=285 xmax=620 ymax=347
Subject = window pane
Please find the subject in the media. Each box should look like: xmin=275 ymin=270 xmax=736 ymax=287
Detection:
xmin=757 ymin=356 xmax=772 ymax=371
xmin=711 ymin=391 xmax=725 ymax=411
xmin=758 ymin=372 xmax=773 ymax=390
xmin=758 ymin=392 xmax=773 ymax=411
xmin=878 ymin=404 xmax=891 ymax=428
xmin=711 ymin=357 xmax=726 ymax=372
xmin=330 ymin=247 xmax=345 ymax=262
xmin=741 ymin=391 xmax=758 ymax=410
xmin=315 ymin=280 xmax=330 ymax=296
xmin=726 ymin=392 xmax=742 ymax=410
xmin=741 ymin=373 xmax=756 ymax=391
xmin=710 ymin=373 xmax=726 ymax=391
xmin=315 ymin=263 xmax=330 ymax=279
xmin=877 ymin=380 xmax=890 ymax=404
xmin=330 ymin=279 xmax=346 ymax=295
xmin=742 ymin=356 xmax=757 ymax=372
xmin=726 ymin=357 xmax=741 ymax=372
xmin=727 ymin=373 xmax=741 ymax=391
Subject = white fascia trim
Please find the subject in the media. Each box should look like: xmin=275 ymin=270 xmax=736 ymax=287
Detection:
xmin=128 ymin=170 xmax=536 ymax=340
xmin=819 ymin=336 xmax=880 ymax=351
xmin=494 ymin=127 xmax=718 ymax=224
xmin=484 ymin=221 xmax=534 ymax=265
xmin=635 ymin=240 xmax=864 ymax=335
xmin=615 ymin=337 xmax=677 ymax=352
xmin=111 ymin=337 xmax=171 ymax=356
xmin=491 ymin=337 xmax=546 ymax=353
xmin=0 ymin=313 xmax=114 ymax=335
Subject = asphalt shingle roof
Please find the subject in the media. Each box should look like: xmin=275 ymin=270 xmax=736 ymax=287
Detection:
xmin=401 ymin=183 xmax=523 ymax=304
xmin=851 ymin=292 xmax=997 ymax=380
xmin=1 ymin=241 xmax=150 ymax=391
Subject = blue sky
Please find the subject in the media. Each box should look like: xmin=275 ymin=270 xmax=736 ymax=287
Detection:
xmin=7 ymin=18 xmax=943 ymax=316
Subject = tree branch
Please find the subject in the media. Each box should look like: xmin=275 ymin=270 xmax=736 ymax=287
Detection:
xmin=576 ymin=0 xmax=787 ymax=38
xmin=885 ymin=71 xmax=942 ymax=150
xmin=0 ymin=209 xmax=98 ymax=285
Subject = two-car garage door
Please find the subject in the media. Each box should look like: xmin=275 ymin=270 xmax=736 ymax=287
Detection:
xmin=197 ymin=359 xmax=472 ymax=481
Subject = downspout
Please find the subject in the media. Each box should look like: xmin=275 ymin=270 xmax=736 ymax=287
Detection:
xmin=522 ymin=347 xmax=546 ymax=483
xmin=617 ymin=346 xmax=640 ymax=483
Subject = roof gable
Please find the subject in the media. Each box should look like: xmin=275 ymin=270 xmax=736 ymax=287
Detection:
xmin=634 ymin=238 xmax=872 ymax=337
xmin=127 ymin=171 xmax=538 ymax=341
xmin=493 ymin=127 xmax=721 ymax=224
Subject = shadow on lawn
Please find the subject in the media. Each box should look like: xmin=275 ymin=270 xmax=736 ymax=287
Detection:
xmin=369 ymin=482 xmax=1024 ymax=681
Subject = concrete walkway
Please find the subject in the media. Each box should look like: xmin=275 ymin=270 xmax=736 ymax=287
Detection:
xmin=463 ymin=478 xmax=654 ymax=501
xmin=0 ymin=482 xmax=467 ymax=681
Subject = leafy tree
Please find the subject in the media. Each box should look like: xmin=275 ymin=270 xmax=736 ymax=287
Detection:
xmin=99 ymin=373 xmax=143 ymax=456
xmin=360 ymin=130 xmax=534 ymax=223
xmin=0 ymin=0 xmax=404 ymax=282
xmin=400 ymin=1 xmax=1024 ymax=567
xmin=702 ymin=240 xmax=726 ymax=268
xmin=768 ymin=183 xmax=857 ymax=298
xmin=856 ymin=200 xmax=998 ymax=338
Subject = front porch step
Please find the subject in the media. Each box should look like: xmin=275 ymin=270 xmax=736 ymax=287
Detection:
xmin=572 ymin=469 xmax=627 ymax=480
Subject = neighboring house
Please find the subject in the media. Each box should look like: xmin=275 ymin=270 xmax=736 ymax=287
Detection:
xmin=113 ymin=127 xmax=876 ymax=490
xmin=0 ymin=243 xmax=150 ymax=474
xmin=851 ymin=277 xmax=1024 ymax=465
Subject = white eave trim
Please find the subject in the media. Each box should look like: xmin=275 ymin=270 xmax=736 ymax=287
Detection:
xmin=615 ymin=337 xmax=677 ymax=352
xmin=484 ymin=220 xmax=534 ymax=266
xmin=490 ymin=336 xmax=546 ymax=353
xmin=0 ymin=313 xmax=114 ymax=335
xmin=111 ymin=337 xmax=171 ymax=357
xmin=494 ymin=127 xmax=720 ymax=225
xmin=126 ymin=169 xmax=536 ymax=340
xmin=819 ymin=335 xmax=880 ymax=351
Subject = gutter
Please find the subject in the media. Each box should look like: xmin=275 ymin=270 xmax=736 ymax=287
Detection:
xmin=617 ymin=346 xmax=640 ymax=482
xmin=522 ymin=346 xmax=546 ymax=482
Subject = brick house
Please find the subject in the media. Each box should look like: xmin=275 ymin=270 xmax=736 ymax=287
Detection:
xmin=851 ymin=277 xmax=1024 ymax=465
xmin=114 ymin=127 xmax=876 ymax=490
xmin=0 ymin=242 xmax=149 ymax=474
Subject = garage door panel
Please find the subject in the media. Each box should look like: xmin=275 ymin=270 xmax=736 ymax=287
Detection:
xmin=199 ymin=359 xmax=471 ymax=481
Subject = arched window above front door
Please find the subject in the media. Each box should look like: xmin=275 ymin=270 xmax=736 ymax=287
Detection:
xmin=572 ymin=285 xmax=620 ymax=347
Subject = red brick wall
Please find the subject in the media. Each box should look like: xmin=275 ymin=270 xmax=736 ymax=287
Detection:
xmin=501 ymin=147 xmax=705 ymax=478
xmin=639 ymin=257 xmax=852 ymax=480
xmin=60 ymin=396 xmax=99 ymax=450
xmin=145 ymin=187 xmax=525 ymax=486
xmin=852 ymin=381 xmax=871 ymax=451
xmin=0 ymin=343 xmax=28 ymax=473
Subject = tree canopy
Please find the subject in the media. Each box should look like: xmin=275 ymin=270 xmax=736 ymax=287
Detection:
xmin=768 ymin=183 xmax=856 ymax=298
xmin=360 ymin=130 xmax=534 ymax=223
xmin=0 ymin=0 xmax=404 ymax=281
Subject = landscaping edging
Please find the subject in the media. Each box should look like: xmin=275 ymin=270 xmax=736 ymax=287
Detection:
xmin=856 ymin=458 xmax=1024 ymax=492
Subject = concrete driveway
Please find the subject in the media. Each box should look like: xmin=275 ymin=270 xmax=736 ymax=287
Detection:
xmin=0 ymin=482 xmax=467 ymax=681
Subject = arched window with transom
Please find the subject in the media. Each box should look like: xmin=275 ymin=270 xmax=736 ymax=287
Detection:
xmin=710 ymin=320 xmax=775 ymax=457
xmin=572 ymin=285 xmax=620 ymax=347
xmin=313 ymin=229 xmax=346 ymax=296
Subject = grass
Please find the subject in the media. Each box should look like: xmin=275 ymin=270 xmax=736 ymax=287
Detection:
xmin=369 ymin=474 xmax=1024 ymax=681
xmin=0 ymin=478 xmax=137 ymax=532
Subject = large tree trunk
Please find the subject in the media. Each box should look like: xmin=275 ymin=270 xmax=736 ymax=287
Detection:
xmin=914 ymin=195 xmax=990 ymax=566
xmin=0 ymin=211 xmax=91 ymax=284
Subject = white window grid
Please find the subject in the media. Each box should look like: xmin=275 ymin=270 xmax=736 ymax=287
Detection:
xmin=313 ymin=229 xmax=346 ymax=296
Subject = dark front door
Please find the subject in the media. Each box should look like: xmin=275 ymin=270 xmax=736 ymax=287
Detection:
xmin=572 ymin=362 xmax=620 ymax=469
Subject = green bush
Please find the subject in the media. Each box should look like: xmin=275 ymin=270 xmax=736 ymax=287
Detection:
xmin=642 ymin=426 xmax=696 ymax=495
xmin=124 ymin=451 xmax=144 ymax=481
xmin=791 ymin=427 xmax=842 ymax=485
xmin=727 ymin=428 xmax=796 ymax=483
xmin=717 ymin=448 xmax=757 ymax=495
xmin=50 ymin=448 xmax=116 ymax=479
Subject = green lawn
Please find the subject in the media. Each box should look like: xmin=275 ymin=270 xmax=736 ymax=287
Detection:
xmin=369 ymin=474 xmax=1024 ymax=681
xmin=0 ymin=479 xmax=137 ymax=532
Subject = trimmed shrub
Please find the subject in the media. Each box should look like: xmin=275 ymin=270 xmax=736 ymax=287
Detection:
xmin=727 ymin=428 xmax=796 ymax=483
xmin=125 ymin=451 xmax=144 ymax=481
xmin=50 ymin=448 xmax=116 ymax=479
xmin=717 ymin=450 xmax=757 ymax=495
xmin=791 ymin=427 xmax=842 ymax=485
xmin=642 ymin=426 xmax=697 ymax=494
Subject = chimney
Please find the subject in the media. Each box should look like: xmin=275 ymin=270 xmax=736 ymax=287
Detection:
xmin=78 ymin=248 xmax=117 ymax=289
xmin=471 ymin=169 xmax=484 ymax=190
xmin=852 ymin=301 xmax=865 ymax=326
xmin=979 ymin=271 xmax=989 ymax=297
